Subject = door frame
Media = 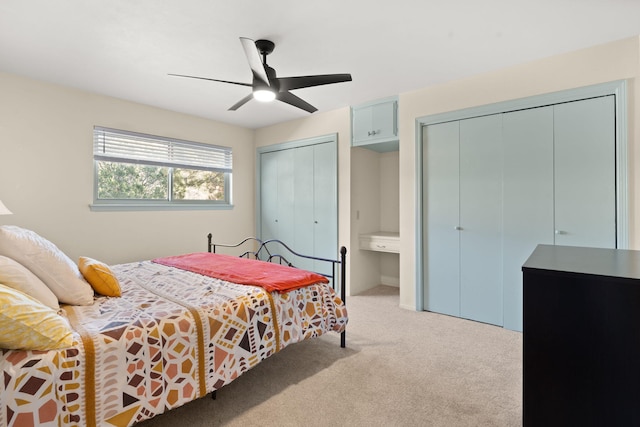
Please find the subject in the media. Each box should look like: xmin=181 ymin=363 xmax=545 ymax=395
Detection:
xmin=255 ymin=133 xmax=339 ymax=254
xmin=414 ymin=80 xmax=628 ymax=311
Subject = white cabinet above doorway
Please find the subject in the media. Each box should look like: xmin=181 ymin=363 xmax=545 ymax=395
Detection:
xmin=351 ymin=97 xmax=399 ymax=152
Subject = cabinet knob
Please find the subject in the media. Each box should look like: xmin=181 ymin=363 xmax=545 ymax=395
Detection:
xmin=555 ymin=230 xmax=566 ymax=235
xmin=368 ymin=130 xmax=379 ymax=136
xmin=454 ymin=226 xmax=463 ymax=231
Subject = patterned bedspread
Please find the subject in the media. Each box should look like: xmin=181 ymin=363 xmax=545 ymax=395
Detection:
xmin=0 ymin=260 xmax=347 ymax=427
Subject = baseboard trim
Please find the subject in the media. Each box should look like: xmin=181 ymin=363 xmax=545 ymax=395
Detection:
xmin=380 ymin=275 xmax=399 ymax=287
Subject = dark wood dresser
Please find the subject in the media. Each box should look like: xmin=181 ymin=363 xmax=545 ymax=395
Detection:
xmin=522 ymin=244 xmax=640 ymax=426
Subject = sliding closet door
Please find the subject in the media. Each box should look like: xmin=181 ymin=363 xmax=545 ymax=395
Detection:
xmin=259 ymin=137 xmax=338 ymax=272
xmin=554 ymin=96 xmax=616 ymax=249
xmin=423 ymin=116 xmax=504 ymax=325
xmin=291 ymin=142 xmax=337 ymax=273
xmin=260 ymin=150 xmax=280 ymax=242
xmin=459 ymin=115 xmax=503 ymax=326
xmin=312 ymin=142 xmax=338 ymax=274
xmin=293 ymin=145 xmax=316 ymax=271
xmin=502 ymin=106 xmax=555 ymax=331
xmin=260 ymin=149 xmax=295 ymax=246
xmin=422 ymin=91 xmax=619 ymax=331
xmin=423 ymin=121 xmax=460 ymax=317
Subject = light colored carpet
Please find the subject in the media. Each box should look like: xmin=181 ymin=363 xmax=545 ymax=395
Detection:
xmin=139 ymin=285 xmax=522 ymax=426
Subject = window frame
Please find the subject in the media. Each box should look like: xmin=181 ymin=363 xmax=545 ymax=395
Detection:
xmin=90 ymin=127 xmax=233 ymax=212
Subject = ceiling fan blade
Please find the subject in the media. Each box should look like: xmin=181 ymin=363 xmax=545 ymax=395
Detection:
xmin=168 ymin=74 xmax=251 ymax=87
xmin=228 ymin=93 xmax=254 ymax=111
xmin=277 ymin=91 xmax=317 ymax=113
xmin=240 ymin=37 xmax=270 ymax=87
xmin=277 ymin=74 xmax=352 ymax=91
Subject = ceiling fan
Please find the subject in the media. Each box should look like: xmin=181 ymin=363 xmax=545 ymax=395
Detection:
xmin=169 ymin=37 xmax=352 ymax=113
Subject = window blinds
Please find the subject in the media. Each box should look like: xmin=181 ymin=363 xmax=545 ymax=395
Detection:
xmin=93 ymin=126 xmax=232 ymax=173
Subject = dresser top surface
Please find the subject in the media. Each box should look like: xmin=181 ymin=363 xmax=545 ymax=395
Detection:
xmin=523 ymin=244 xmax=640 ymax=280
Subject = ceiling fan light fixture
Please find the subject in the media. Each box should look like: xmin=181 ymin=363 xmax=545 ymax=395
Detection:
xmin=169 ymin=37 xmax=352 ymax=113
xmin=253 ymin=89 xmax=276 ymax=102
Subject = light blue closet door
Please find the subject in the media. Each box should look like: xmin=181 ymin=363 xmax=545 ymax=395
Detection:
xmin=277 ymin=149 xmax=295 ymax=247
xmin=422 ymin=94 xmax=618 ymax=331
xmin=260 ymin=149 xmax=295 ymax=248
xmin=293 ymin=145 xmax=315 ymax=271
xmin=291 ymin=142 xmax=337 ymax=273
xmin=259 ymin=139 xmax=337 ymax=272
xmin=459 ymin=114 xmax=503 ymax=326
xmin=312 ymin=142 xmax=338 ymax=274
xmin=554 ymin=96 xmax=616 ymax=249
xmin=423 ymin=121 xmax=460 ymax=317
xmin=502 ymin=106 xmax=555 ymax=332
xmin=260 ymin=151 xmax=280 ymax=242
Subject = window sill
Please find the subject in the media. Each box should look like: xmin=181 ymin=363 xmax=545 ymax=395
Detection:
xmin=89 ymin=203 xmax=234 ymax=212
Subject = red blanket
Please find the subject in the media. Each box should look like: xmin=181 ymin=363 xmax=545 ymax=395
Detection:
xmin=152 ymin=252 xmax=328 ymax=293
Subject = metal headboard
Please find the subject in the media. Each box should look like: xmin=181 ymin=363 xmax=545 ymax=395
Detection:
xmin=207 ymin=233 xmax=347 ymax=348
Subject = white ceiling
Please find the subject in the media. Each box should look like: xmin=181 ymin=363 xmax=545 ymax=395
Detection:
xmin=2 ymin=0 xmax=640 ymax=129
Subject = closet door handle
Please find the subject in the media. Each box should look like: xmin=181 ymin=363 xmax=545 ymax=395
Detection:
xmin=555 ymin=230 xmax=567 ymax=235
xmin=454 ymin=226 xmax=463 ymax=231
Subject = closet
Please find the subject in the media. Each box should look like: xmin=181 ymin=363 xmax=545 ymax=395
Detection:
xmin=423 ymin=95 xmax=616 ymax=331
xmin=258 ymin=136 xmax=337 ymax=275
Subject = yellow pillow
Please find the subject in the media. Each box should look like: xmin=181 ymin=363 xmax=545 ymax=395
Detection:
xmin=0 ymin=284 xmax=74 ymax=350
xmin=78 ymin=257 xmax=121 ymax=297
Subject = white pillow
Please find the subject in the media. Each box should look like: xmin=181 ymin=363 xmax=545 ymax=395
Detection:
xmin=0 ymin=255 xmax=59 ymax=310
xmin=0 ymin=226 xmax=94 ymax=305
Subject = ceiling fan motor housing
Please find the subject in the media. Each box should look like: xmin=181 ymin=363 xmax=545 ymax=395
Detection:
xmin=255 ymin=39 xmax=275 ymax=56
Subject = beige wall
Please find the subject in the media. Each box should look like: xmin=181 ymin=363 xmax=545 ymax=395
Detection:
xmin=398 ymin=36 xmax=640 ymax=309
xmin=350 ymin=146 xmax=382 ymax=294
xmin=0 ymin=71 xmax=255 ymax=264
xmin=2 ymin=35 xmax=638 ymax=308
xmin=379 ymin=151 xmax=400 ymax=286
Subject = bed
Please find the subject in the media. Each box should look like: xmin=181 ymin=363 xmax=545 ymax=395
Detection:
xmin=0 ymin=226 xmax=347 ymax=427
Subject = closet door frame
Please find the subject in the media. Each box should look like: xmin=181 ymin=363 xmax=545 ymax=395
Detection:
xmin=256 ymin=133 xmax=339 ymax=259
xmin=415 ymin=80 xmax=628 ymax=312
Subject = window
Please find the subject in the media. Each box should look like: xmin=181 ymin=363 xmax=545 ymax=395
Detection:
xmin=91 ymin=127 xmax=232 ymax=211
